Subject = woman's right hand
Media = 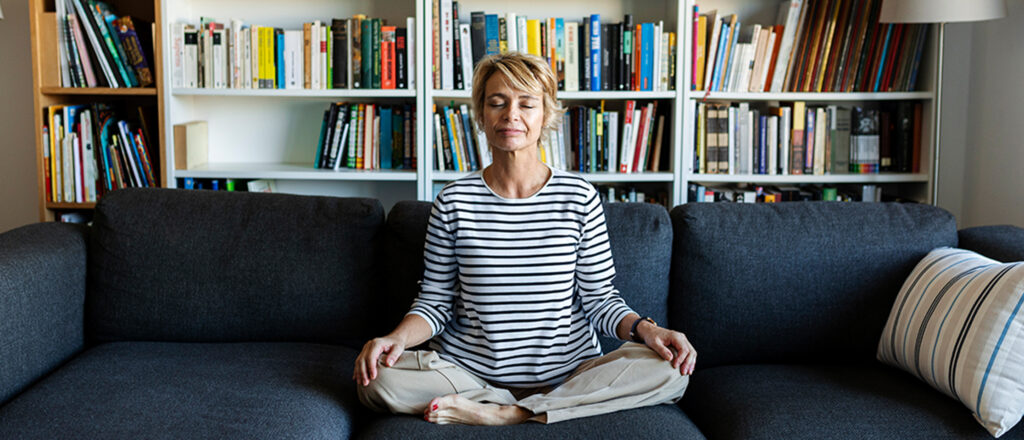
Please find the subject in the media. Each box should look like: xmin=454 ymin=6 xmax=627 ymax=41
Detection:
xmin=353 ymin=335 xmax=406 ymax=387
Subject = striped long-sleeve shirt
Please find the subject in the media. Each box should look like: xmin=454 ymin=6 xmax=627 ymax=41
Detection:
xmin=408 ymin=167 xmax=636 ymax=387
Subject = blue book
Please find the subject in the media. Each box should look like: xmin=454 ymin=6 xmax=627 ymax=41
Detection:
xmin=485 ymin=14 xmax=500 ymax=56
xmin=380 ymin=107 xmax=393 ymax=169
xmin=873 ymin=24 xmax=894 ymax=92
xmin=459 ymin=108 xmax=478 ymax=171
xmin=555 ymin=18 xmax=565 ymax=86
xmin=443 ymin=107 xmax=461 ymax=171
xmin=590 ymin=14 xmax=601 ymax=91
xmin=759 ymin=115 xmax=768 ymax=174
xmin=183 ymin=178 xmax=195 ymax=189
xmin=640 ymin=22 xmax=655 ymax=91
xmin=721 ymin=22 xmax=741 ymax=91
xmin=710 ymin=22 xmax=729 ymax=92
xmin=276 ymin=31 xmax=285 ymax=89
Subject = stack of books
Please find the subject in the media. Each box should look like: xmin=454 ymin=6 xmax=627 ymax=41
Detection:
xmin=688 ymin=183 xmax=885 ymax=203
xmin=433 ymin=103 xmax=490 ymax=172
xmin=693 ymin=0 xmax=929 ymax=93
xmin=172 ymin=15 xmax=415 ymax=90
xmin=433 ymin=1 xmax=677 ymax=92
xmin=42 ymin=103 xmax=158 ymax=203
xmin=694 ymin=100 xmax=921 ymax=175
xmin=314 ymin=103 xmax=416 ymax=170
xmin=55 ymin=0 xmax=154 ymax=88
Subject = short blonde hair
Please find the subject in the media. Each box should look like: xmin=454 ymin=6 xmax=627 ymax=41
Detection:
xmin=471 ymin=52 xmax=565 ymax=142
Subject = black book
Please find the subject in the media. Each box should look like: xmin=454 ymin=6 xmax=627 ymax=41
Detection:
xmin=616 ymin=22 xmax=625 ymax=90
xmin=582 ymin=17 xmax=590 ymax=91
xmin=320 ymin=103 xmax=339 ymax=169
xmin=439 ymin=111 xmax=454 ymax=170
xmin=623 ymin=15 xmax=633 ymax=90
xmin=396 ymin=27 xmax=407 ymax=89
xmin=470 ymin=12 xmax=486 ymax=67
xmin=752 ymin=109 xmax=761 ymax=174
xmin=601 ymin=24 xmax=610 ymax=91
xmin=893 ymin=101 xmax=913 ymax=172
xmin=452 ymin=2 xmax=464 ymax=89
xmin=332 ymin=19 xmax=348 ymax=88
xmin=327 ymin=105 xmax=350 ymax=168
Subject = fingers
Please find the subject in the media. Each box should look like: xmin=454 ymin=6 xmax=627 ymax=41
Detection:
xmin=366 ymin=343 xmax=386 ymax=383
xmin=385 ymin=345 xmax=404 ymax=367
xmin=681 ymin=346 xmax=697 ymax=375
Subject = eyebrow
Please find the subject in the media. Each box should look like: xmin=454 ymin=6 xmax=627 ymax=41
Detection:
xmin=486 ymin=93 xmax=540 ymax=101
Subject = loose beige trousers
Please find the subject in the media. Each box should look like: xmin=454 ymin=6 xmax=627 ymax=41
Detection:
xmin=356 ymin=342 xmax=688 ymax=424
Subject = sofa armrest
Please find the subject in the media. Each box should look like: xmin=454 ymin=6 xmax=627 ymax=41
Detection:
xmin=958 ymin=225 xmax=1024 ymax=262
xmin=0 ymin=223 xmax=87 ymax=406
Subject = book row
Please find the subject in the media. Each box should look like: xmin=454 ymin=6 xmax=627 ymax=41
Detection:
xmin=177 ymin=178 xmax=272 ymax=192
xmin=432 ymin=100 xmax=668 ymax=174
xmin=693 ymin=0 xmax=928 ymax=93
xmin=171 ymin=15 xmax=415 ymax=90
xmin=42 ymin=103 xmax=158 ymax=204
xmin=54 ymin=0 xmax=154 ymax=88
xmin=314 ymin=103 xmax=417 ymax=170
xmin=433 ymin=1 xmax=678 ymax=92
xmin=694 ymin=100 xmax=921 ymax=176
xmin=688 ymin=183 xmax=888 ymax=203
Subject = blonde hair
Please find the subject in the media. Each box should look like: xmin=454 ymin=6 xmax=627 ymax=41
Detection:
xmin=471 ymin=52 xmax=565 ymax=145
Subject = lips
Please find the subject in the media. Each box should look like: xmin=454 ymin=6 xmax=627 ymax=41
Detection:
xmin=497 ymin=128 xmax=524 ymax=136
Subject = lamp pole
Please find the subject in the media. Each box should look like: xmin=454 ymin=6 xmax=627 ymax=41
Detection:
xmin=932 ymin=22 xmax=944 ymax=205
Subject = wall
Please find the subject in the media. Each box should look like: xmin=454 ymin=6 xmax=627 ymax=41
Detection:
xmin=0 ymin=0 xmax=41 ymax=232
xmin=958 ymin=0 xmax=1024 ymax=228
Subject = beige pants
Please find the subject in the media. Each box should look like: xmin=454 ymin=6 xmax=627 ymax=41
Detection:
xmin=356 ymin=342 xmax=689 ymax=424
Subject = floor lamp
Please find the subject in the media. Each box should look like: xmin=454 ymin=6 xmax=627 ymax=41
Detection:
xmin=879 ymin=0 xmax=1006 ymax=205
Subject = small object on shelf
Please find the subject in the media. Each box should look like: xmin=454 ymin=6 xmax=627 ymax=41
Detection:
xmin=173 ymin=121 xmax=208 ymax=170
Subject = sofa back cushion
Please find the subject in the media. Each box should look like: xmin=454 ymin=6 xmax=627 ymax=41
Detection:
xmin=669 ymin=202 xmax=958 ymax=368
xmin=382 ymin=201 xmax=672 ymax=353
xmin=87 ymin=188 xmax=384 ymax=348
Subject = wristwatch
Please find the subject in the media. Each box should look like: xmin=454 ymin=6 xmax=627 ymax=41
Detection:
xmin=629 ymin=316 xmax=656 ymax=343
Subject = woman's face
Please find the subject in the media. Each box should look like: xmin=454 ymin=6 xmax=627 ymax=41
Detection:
xmin=482 ymin=73 xmax=544 ymax=154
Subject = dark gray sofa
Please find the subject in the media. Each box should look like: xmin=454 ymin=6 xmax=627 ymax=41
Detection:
xmin=0 ymin=188 xmax=1020 ymax=439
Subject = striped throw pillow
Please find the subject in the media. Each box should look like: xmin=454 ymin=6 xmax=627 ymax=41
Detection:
xmin=878 ymin=247 xmax=1024 ymax=438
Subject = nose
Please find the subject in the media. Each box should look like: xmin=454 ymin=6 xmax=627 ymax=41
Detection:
xmin=502 ymin=103 xmax=522 ymax=122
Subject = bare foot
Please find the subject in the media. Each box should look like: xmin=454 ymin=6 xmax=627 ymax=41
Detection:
xmin=422 ymin=394 xmax=531 ymax=425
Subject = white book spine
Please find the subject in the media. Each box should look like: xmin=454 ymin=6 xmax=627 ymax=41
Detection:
xmin=459 ymin=24 xmax=473 ymax=91
xmin=56 ymin=0 xmax=71 ymax=87
xmin=771 ymin=0 xmax=804 ymax=92
xmin=768 ymin=115 xmax=779 ymax=175
xmin=703 ymin=15 xmax=721 ymax=91
xmin=321 ymin=26 xmax=328 ymax=90
xmin=517 ymin=17 xmax=528 ymax=55
xmin=433 ymin=113 xmax=445 ymax=171
xmin=565 ymin=22 xmax=579 ymax=92
xmin=440 ymin=0 xmax=454 ymax=90
xmin=231 ymin=20 xmax=243 ymax=88
xmin=80 ymin=110 xmax=97 ymax=202
xmin=506 ymin=13 xmax=518 ymax=53
xmin=311 ymin=22 xmax=321 ymax=90
xmin=757 ymin=31 xmax=777 ymax=92
xmin=626 ymin=109 xmax=641 ymax=173
xmin=781 ymin=107 xmax=791 ymax=175
xmin=738 ymin=102 xmax=750 ymax=174
xmin=652 ymin=23 xmax=661 ymax=91
xmin=214 ymin=30 xmax=226 ymax=88
xmin=72 ymin=132 xmax=83 ymax=203
xmin=660 ymin=32 xmax=669 ymax=91
xmin=242 ymin=29 xmax=251 ymax=88
xmin=284 ymin=31 xmax=302 ymax=89
xmin=608 ymin=112 xmax=619 ymax=173
xmin=184 ymin=27 xmax=198 ymax=88
xmin=728 ymin=106 xmax=736 ymax=174
xmin=172 ymin=23 xmax=185 ymax=88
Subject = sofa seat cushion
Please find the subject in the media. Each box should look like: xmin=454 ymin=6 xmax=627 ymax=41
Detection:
xmin=0 ymin=342 xmax=365 ymax=439
xmin=355 ymin=404 xmax=705 ymax=439
xmin=680 ymin=363 xmax=1024 ymax=440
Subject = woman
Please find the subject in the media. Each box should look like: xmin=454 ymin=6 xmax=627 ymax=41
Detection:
xmin=354 ymin=52 xmax=695 ymax=425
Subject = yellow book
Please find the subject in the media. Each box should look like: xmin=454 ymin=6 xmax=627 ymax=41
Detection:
xmin=448 ymin=109 xmax=465 ymax=171
xmin=265 ymin=27 xmax=276 ymax=87
xmin=697 ymin=102 xmax=705 ymax=174
xmin=526 ymin=20 xmax=541 ymax=57
xmin=695 ymin=15 xmax=707 ymax=90
xmin=48 ymin=105 xmax=64 ymax=202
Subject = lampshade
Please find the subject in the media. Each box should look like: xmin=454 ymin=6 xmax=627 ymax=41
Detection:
xmin=880 ymin=0 xmax=1007 ymax=23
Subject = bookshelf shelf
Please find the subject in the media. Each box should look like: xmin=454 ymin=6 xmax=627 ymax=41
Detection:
xmin=689 ymin=91 xmax=934 ymax=102
xmin=41 ymin=87 xmax=159 ymax=96
xmin=432 ymin=171 xmax=675 ymax=183
xmin=431 ymin=90 xmax=679 ymax=100
xmin=176 ymin=163 xmax=418 ymax=181
xmin=689 ymin=173 xmax=929 ymax=185
xmin=45 ymin=202 xmax=98 ymax=210
xmin=172 ymin=88 xmax=417 ymax=99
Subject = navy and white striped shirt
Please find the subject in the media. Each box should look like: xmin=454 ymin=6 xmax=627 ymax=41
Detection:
xmin=408 ymin=167 xmax=635 ymax=387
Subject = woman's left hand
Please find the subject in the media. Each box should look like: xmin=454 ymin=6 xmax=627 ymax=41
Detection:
xmin=639 ymin=323 xmax=697 ymax=376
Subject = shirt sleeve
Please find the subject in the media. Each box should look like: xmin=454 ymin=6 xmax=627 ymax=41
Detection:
xmin=406 ymin=191 xmax=458 ymax=337
xmin=576 ymin=189 xmax=636 ymax=340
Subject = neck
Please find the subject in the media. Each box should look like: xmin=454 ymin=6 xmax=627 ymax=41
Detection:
xmin=484 ymin=146 xmax=551 ymax=199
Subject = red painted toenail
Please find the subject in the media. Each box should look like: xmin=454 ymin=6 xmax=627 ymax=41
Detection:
xmin=432 ymin=404 xmax=438 ymax=411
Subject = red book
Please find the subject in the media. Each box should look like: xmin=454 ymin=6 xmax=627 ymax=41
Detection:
xmin=381 ymin=26 xmax=396 ymax=89
xmin=762 ymin=25 xmax=784 ymax=92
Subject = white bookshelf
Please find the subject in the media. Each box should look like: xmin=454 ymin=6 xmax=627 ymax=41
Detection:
xmin=422 ymin=0 xmax=685 ymax=203
xmin=154 ymin=0 xmax=940 ymax=209
xmin=160 ymin=0 xmax=423 ymax=211
xmin=678 ymin=0 xmax=940 ymax=203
